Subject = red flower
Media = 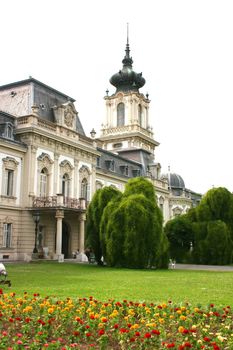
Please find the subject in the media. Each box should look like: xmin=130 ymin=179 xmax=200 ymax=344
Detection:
xmin=0 ymin=289 xmax=3 ymax=295
xmin=86 ymin=332 xmax=92 ymax=337
xmin=151 ymin=329 xmax=160 ymax=335
xmin=135 ymin=331 xmax=140 ymax=337
xmin=130 ymin=337 xmax=136 ymax=342
xmin=98 ymin=329 xmax=105 ymax=336
xmin=113 ymin=324 xmax=119 ymax=329
xmin=182 ymin=329 xmax=189 ymax=334
xmin=144 ymin=332 xmax=151 ymax=338
xmin=73 ymin=331 xmax=80 ymax=336
xmin=120 ymin=328 xmax=129 ymax=333
xmin=167 ymin=343 xmax=175 ymax=348
xmin=203 ymin=337 xmax=211 ymax=342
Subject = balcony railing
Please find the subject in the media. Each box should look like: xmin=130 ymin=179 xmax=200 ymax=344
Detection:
xmin=32 ymin=196 xmax=86 ymax=210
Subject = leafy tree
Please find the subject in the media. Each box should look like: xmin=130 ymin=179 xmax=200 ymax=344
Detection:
xmin=101 ymin=177 xmax=167 ymax=268
xmin=197 ymin=187 xmax=233 ymax=223
xmin=200 ymin=221 xmax=232 ymax=265
xmin=165 ymin=215 xmax=193 ymax=262
xmin=191 ymin=187 xmax=233 ymax=265
xmin=85 ymin=187 xmax=121 ymax=264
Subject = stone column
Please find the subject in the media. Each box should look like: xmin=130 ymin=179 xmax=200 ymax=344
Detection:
xmin=76 ymin=213 xmax=87 ymax=262
xmin=29 ymin=145 xmax=37 ymax=196
xmin=55 ymin=209 xmax=64 ymax=261
xmin=74 ymin=159 xmax=79 ymax=198
xmin=54 ymin=153 xmax=59 ymax=194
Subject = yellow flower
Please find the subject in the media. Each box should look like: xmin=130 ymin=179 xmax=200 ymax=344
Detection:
xmin=180 ymin=315 xmax=186 ymax=321
xmin=48 ymin=307 xmax=54 ymax=314
xmin=23 ymin=306 xmax=33 ymax=313
xmin=178 ymin=326 xmax=184 ymax=333
xmin=130 ymin=324 xmax=139 ymax=330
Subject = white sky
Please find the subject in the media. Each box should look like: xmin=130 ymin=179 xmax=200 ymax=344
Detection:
xmin=1 ymin=0 xmax=233 ymax=195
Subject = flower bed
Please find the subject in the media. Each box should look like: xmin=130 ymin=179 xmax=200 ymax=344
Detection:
xmin=0 ymin=289 xmax=232 ymax=349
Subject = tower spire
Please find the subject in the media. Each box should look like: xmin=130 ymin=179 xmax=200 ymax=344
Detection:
xmin=125 ymin=22 xmax=131 ymax=62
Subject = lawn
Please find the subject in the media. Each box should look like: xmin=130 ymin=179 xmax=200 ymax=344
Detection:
xmin=3 ymin=261 xmax=233 ymax=306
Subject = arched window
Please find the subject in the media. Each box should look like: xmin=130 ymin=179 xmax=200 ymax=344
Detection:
xmin=62 ymin=173 xmax=70 ymax=197
xmin=81 ymin=178 xmax=89 ymax=200
xmin=117 ymin=103 xmax=125 ymax=126
xmin=5 ymin=124 xmax=13 ymax=139
xmin=138 ymin=104 xmax=142 ymax=126
xmin=40 ymin=168 xmax=48 ymax=197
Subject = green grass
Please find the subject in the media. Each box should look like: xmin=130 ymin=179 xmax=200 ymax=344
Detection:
xmin=3 ymin=262 xmax=233 ymax=306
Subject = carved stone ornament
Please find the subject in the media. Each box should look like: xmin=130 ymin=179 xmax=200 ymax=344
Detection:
xmin=64 ymin=106 xmax=74 ymax=128
xmin=2 ymin=157 xmax=19 ymax=170
xmin=37 ymin=153 xmax=54 ymax=171
xmin=60 ymin=160 xmax=74 ymax=176
xmin=79 ymin=165 xmax=91 ymax=181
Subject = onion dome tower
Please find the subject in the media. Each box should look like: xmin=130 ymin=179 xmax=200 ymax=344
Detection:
xmin=99 ymin=28 xmax=159 ymax=170
xmin=110 ymin=37 xmax=146 ymax=93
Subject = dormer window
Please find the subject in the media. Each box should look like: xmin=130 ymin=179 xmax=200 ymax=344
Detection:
xmin=120 ymin=165 xmax=129 ymax=176
xmin=5 ymin=123 xmax=13 ymax=139
xmin=105 ymin=160 xmax=115 ymax=172
xmin=132 ymin=169 xmax=141 ymax=177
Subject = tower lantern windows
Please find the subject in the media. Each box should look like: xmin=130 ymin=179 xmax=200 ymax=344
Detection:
xmin=117 ymin=103 xmax=125 ymax=126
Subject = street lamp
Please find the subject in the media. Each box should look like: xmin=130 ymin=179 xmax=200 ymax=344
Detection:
xmin=32 ymin=212 xmax=40 ymax=254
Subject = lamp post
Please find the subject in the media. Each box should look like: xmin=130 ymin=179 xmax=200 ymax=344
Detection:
xmin=32 ymin=212 xmax=40 ymax=254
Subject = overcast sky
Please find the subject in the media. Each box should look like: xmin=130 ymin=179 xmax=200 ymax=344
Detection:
xmin=1 ymin=0 xmax=233 ymax=195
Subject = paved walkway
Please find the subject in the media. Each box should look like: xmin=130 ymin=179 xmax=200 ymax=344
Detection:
xmin=174 ymin=263 xmax=233 ymax=271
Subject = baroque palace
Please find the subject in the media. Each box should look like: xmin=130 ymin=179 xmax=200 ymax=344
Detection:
xmin=0 ymin=38 xmax=201 ymax=262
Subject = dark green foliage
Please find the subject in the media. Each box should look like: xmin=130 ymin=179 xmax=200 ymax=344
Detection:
xmin=100 ymin=178 xmax=167 ymax=269
xmin=193 ymin=221 xmax=232 ymax=265
xmin=165 ymin=215 xmax=193 ymax=263
xmin=123 ymin=177 xmax=157 ymax=203
xmin=197 ymin=187 xmax=233 ymax=223
xmin=166 ymin=187 xmax=233 ymax=265
xmin=204 ymin=221 xmax=232 ymax=265
xmin=85 ymin=187 xmax=121 ymax=264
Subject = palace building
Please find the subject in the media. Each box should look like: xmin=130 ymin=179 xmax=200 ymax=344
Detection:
xmin=0 ymin=38 xmax=201 ymax=262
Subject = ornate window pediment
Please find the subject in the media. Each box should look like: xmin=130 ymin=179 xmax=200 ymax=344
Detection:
xmin=60 ymin=160 xmax=74 ymax=176
xmin=37 ymin=153 xmax=54 ymax=172
xmin=2 ymin=157 xmax=19 ymax=170
xmin=79 ymin=165 xmax=91 ymax=178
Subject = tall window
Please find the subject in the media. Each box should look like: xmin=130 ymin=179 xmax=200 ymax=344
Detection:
xmin=138 ymin=104 xmax=142 ymax=126
xmin=39 ymin=168 xmax=48 ymax=197
xmin=62 ymin=173 xmax=70 ymax=197
xmin=4 ymin=169 xmax=14 ymax=196
xmin=5 ymin=124 xmax=13 ymax=139
xmin=3 ymin=223 xmax=12 ymax=248
xmin=81 ymin=178 xmax=89 ymax=200
xmin=117 ymin=103 xmax=125 ymax=126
